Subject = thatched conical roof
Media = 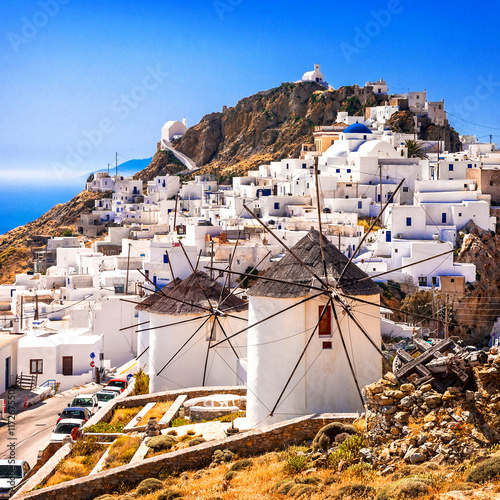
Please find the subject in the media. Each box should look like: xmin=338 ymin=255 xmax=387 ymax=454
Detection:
xmin=146 ymin=271 xmax=248 ymax=315
xmin=135 ymin=278 xmax=182 ymax=311
xmin=248 ymin=229 xmax=379 ymax=298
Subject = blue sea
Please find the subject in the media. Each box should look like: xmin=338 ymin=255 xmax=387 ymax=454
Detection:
xmin=0 ymin=158 xmax=152 ymax=235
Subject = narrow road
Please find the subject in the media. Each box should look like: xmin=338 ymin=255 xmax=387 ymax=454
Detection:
xmin=161 ymin=139 xmax=198 ymax=170
xmin=0 ymin=385 xmax=99 ymax=469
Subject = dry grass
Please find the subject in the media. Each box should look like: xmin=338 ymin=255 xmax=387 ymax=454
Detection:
xmin=103 ymin=435 xmax=141 ymax=470
xmin=44 ymin=440 xmax=104 ymax=487
xmin=137 ymin=402 xmax=173 ymax=426
xmin=109 ymin=406 xmax=142 ymax=425
xmin=119 ymin=448 xmax=484 ymax=500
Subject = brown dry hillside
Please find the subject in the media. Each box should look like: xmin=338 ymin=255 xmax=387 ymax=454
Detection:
xmin=0 ymin=190 xmax=106 ymax=284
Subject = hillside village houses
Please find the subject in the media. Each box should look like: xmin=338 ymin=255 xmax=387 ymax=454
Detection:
xmin=2 ymin=74 xmax=500 ymax=424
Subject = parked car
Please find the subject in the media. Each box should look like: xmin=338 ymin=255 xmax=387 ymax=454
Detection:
xmin=95 ymin=390 xmax=118 ymax=408
xmin=105 ymin=378 xmax=128 ymax=393
xmin=68 ymin=394 xmax=99 ymax=414
xmin=50 ymin=419 xmax=83 ymax=443
xmin=56 ymin=407 xmax=92 ymax=424
xmin=0 ymin=460 xmax=30 ymax=498
xmin=101 ymin=386 xmax=121 ymax=396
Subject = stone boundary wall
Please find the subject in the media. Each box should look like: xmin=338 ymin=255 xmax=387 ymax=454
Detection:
xmin=17 ymin=413 xmax=357 ymax=500
xmin=84 ymin=386 xmax=246 ymax=429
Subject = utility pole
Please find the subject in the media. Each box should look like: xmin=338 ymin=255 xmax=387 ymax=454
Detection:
xmin=115 ymin=152 xmax=118 ymax=176
xmin=20 ymin=296 xmax=24 ymax=331
xmin=379 ymin=164 xmax=383 ymax=216
xmin=34 ymin=294 xmax=39 ymax=321
xmin=490 ymin=134 xmax=493 ymax=144
xmin=107 ymin=163 xmax=110 ymax=175
xmin=444 ymin=293 xmax=449 ymax=339
xmin=125 ymin=243 xmax=131 ymax=295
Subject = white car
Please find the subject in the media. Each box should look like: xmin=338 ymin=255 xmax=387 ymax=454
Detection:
xmin=101 ymin=386 xmax=121 ymax=397
xmin=0 ymin=460 xmax=30 ymax=498
xmin=69 ymin=394 xmax=99 ymax=414
xmin=95 ymin=390 xmax=118 ymax=408
xmin=50 ymin=419 xmax=83 ymax=443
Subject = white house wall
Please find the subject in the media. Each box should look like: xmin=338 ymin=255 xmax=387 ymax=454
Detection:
xmin=149 ymin=312 xmax=248 ymax=393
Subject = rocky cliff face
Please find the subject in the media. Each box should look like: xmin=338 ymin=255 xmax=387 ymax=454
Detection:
xmin=387 ymin=110 xmax=461 ymax=152
xmin=172 ymin=82 xmax=389 ymax=179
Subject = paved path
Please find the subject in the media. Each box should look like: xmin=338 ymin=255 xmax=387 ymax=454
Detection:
xmin=0 ymin=384 xmax=100 ymax=469
xmin=161 ymin=140 xmax=198 ymax=171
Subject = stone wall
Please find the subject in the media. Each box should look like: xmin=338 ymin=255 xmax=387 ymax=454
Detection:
xmin=17 ymin=413 xmax=356 ymax=500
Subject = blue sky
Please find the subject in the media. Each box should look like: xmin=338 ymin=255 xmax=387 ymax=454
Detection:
xmin=1 ymin=0 xmax=500 ymax=183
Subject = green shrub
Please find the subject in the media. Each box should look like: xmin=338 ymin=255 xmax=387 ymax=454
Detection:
xmin=170 ymin=417 xmax=190 ymax=427
xmin=167 ymin=429 xmax=178 ymax=436
xmin=296 ymin=476 xmax=322 ymax=485
xmin=224 ymin=470 xmax=237 ymax=481
xmin=466 ymin=456 xmax=500 ymax=483
xmin=312 ymin=423 xmax=357 ymax=451
xmin=147 ymin=435 xmax=177 ymax=452
xmin=275 ymin=479 xmax=296 ymax=495
xmin=85 ymin=422 xmax=124 ymax=433
xmin=158 ymin=491 xmax=182 ymax=500
xmin=283 ymin=448 xmax=310 ymax=475
xmin=327 ymin=434 xmax=366 ymax=469
xmin=212 ymin=449 xmax=234 ymax=464
xmin=328 ymin=483 xmax=375 ymax=499
xmin=376 ymin=477 xmax=431 ymax=500
xmin=287 ymin=483 xmax=318 ymax=497
xmin=73 ymin=437 xmax=101 ymax=456
xmin=135 ymin=477 xmax=163 ymax=495
xmin=186 ymin=430 xmax=195 ymax=436
xmin=228 ymin=459 xmax=253 ymax=472
xmin=188 ymin=437 xmax=206 ymax=447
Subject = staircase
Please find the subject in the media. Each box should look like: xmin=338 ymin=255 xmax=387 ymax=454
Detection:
xmin=16 ymin=373 xmax=37 ymax=390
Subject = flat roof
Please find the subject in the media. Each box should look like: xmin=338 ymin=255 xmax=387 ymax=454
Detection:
xmin=0 ymin=332 xmax=25 ymax=350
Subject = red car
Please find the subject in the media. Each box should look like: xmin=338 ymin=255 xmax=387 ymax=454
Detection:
xmin=105 ymin=378 xmax=128 ymax=393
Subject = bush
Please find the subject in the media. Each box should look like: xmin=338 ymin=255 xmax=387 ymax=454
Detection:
xmin=188 ymin=437 xmax=206 ymax=447
xmin=158 ymin=489 xmax=182 ymax=499
xmin=296 ymin=476 xmax=322 ymax=485
xmin=224 ymin=470 xmax=237 ymax=481
xmin=85 ymin=422 xmax=124 ymax=433
xmin=136 ymin=477 xmax=164 ymax=495
xmin=186 ymin=430 xmax=195 ymax=436
xmin=328 ymin=483 xmax=375 ymax=499
xmin=147 ymin=435 xmax=177 ymax=452
xmin=283 ymin=448 xmax=310 ymax=475
xmin=287 ymin=484 xmax=318 ymax=497
xmin=131 ymin=369 xmax=149 ymax=396
xmin=312 ymin=423 xmax=357 ymax=451
xmin=171 ymin=417 xmax=190 ymax=427
xmin=466 ymin=456 xmax=500 ymax=483
xmin=73 ymin=437 xmax=101 ymax=456
xmin=212 ymin=449 xmax=234 ymax=464
xmin=376 ymin=478 xmax=431 ymax=500
xmin=167 ymin=429 xmax=178 ymax=436
xmin=327 ymin=434 xmax=366 ymax=469
xmin=228 ymin=459 xmax=253 ymax=472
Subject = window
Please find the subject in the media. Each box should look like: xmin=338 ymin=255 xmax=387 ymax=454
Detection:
xmin=322 ymin=341 xmax=332 ymax=350
xmin=395 ymin=248 xmax=398 ymax=253
xmin=442 ymin=213 xmax=447 ymax=224
xmin=468 ymin=164 xmax=472 ymax=168
xmin=406 ymin=217 xmax=412 ymax=226
xmin=458 ymin=213 xmax=462 ymax=217
xmin=318 ymin=305 xmax=332 ymax=337
xmin=464 ymin=184 xmax=468 ymax=189
xmin=302 ymin=163 xmax=307 ymax=169
xmin=403 ymin=187 xmax=409 ymax=192
xmin=347 ymin=169 xmax=351 ymax=173
xmin=490 ymin=180 xmax=494 ymax=186
xmin=30 ymin=359 xmax=43 ymax=374
xmin=336 ymin=169 xmax=340 ymax=173
xmin=286 ymin=164 xmax=289 ymax=169
xmin=274 ymin=202 xmax=280 ymax=210
xmin=432 ymin=277 xmax=437 ymax=285
xmin=450 ymin=278 xmax=455 ymax=283
xmin=418 ymin=276 xmax=427 ymax=286
xmin=449 ymin=164 xmax=454 ymax=171
xmin=358 ymin=201 xmax=362 ymax=209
